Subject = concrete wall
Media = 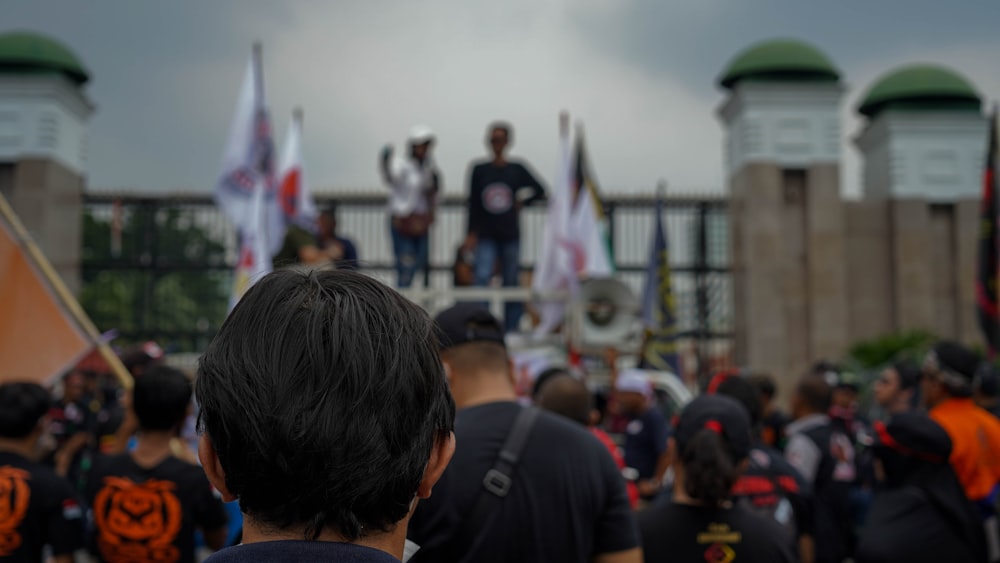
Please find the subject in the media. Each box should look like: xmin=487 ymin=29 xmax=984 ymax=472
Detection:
xmin=6 ymin=157 xmax=83 ymax=294
xmin=733 ymin=180 xmax=981 ymax=393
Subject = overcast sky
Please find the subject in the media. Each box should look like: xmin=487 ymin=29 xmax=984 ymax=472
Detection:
xmin=7 ymin=1 xmax=1000 ymax=197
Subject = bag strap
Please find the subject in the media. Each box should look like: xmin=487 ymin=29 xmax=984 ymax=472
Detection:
xmin=455 ymin=406 xmax=540 ymax=563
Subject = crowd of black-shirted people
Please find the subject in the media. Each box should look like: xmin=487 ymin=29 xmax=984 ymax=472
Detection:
xmin=5 ymin=268 xmax=1000 ymax=562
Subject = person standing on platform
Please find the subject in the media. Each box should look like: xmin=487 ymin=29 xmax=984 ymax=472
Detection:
xmin=381 ymin=125 xmax=440 ymax=288
xmin=462 ymin=122 xmax=546 ymax=333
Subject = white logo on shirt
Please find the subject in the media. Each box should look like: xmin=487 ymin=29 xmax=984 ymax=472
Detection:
xmin=483 ymin=183 xmax=513 ymax=214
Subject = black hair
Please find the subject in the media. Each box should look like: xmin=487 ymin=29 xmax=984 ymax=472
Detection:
xmin=535 ymin=374 xmax=592 ymax=426
xmin=680 ymin=429 xmax=740 ymax=507
xmin=796 ymin=375 xmax=832 ymax=413
xmin=133 ymin=365 xmax=192 ymax=431
xmin=715 ymin=377 xmax=763 ymax=428
xmin=196 ymin=269 xmax=454 ymax=541
xmin=893 ymin=359 xmax=920 ymax=391
xmin=532 ymin=366 xmax=571 ymax=400
xmin=319 ymin=204 xmax=338 ymax=220
xmin=746 ymin=373 xmax=776 ymax=400
xmin=487 ymin=121 xmax=513 ymax=142
xmin=0 ymin=383 xmax=51 ymax=439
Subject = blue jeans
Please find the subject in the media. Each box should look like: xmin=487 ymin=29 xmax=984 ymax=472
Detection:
xmin=390 ymin=221 xmax=428 ymax=288
xmin=473 ymin=237 xmax=522 ymax=333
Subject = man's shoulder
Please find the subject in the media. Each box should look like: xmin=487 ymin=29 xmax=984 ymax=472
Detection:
xmin=205 ymin=541 xmax=399 ymax=563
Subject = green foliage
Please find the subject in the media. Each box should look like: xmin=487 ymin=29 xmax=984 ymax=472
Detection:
xmin=80 ymin=205 xmax=231 ymax=353
xmin=846 ymin=329 xmax=937 ymax=369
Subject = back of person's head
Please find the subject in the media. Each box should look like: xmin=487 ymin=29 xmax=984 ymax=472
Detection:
xmin=434 ymin=303 xmax=509 ymax=377
xmin=0 ymin=382 xmax=51 ymax=439
xmin=873 ymin=412 xmax=952 ymax=487
xmin=535 ymin=374 xmax=592 ymax=426
xmin=746 ymin=372 xmax=777 ymax=401
xmin=926 ymin=341 xmax=980 ymax=398
xmin=196 ymin=269 xmax=455 ymax=541
xmin=532 ymin=366 xmax=571 ymax=401
xmin=795 ymin=375 xmax=832 ymax=414
xmin=713 ymin=376 xmax=763 ymax=429
xmin=893 ymin=359 xmax=921 ymax=392
xmin=133 ymin=364 xmax=192 ymax=432
xmin=674 ymin=395 xmax=752 ymax=507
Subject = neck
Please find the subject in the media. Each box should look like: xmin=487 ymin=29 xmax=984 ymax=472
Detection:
xmin=492 ymin=154 xmax=506 ymax=165
xmin=0 ymin=436 xmax=35 ymax=459
xmin=451 ymin=374 xmax=517 ymax=410
xmin=241 ymin=512 xmax=409 ymax=559
xmin=132 ymin=430 xmax=175 ymax=467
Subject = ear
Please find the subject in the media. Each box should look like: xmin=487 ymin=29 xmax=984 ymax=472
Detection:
xmin=198 ymin=435 xmax=237 ymax=502
xmin=442 ymin=360 xmax=455 ymax=387
xmin=416 ymin=432 xmax=456 ymax=500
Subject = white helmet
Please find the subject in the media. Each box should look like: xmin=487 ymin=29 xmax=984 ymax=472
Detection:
xmin=407 ymin=124 xmax=435 ymax=145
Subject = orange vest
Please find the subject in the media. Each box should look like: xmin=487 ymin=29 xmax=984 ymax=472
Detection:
xmin=930 ymin=398 xmax=1000 ymax=501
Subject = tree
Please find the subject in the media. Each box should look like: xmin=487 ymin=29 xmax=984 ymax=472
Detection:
xmin=80 ymin=201 xmax=231 ymax=352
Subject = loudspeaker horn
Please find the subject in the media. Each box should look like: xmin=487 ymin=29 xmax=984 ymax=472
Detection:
xmin=571 ymin=277 xmax=639 ymax=351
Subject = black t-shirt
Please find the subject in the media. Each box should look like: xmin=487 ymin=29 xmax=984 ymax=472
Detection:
xmin=408 ymin=402 xmax=638 ymax=563
xmin=86 ymin=453 xmax=228 ymax=563
xmin=623 ymin=407 xmax=670 ymax=482
xmin=203 ymin=540 xmax=398 ymax=563
xmin=466 ymin=159 xmax=546 ymax=241
xmin=638 ymin=500 xmax=796 ymax=563
xmin=733 ymin=444 xmax=814 ymax=543
xmin=0 ymin=451 xmax=85 ymax=563
xmin=855 ymin=487 xmax=982 ymax=563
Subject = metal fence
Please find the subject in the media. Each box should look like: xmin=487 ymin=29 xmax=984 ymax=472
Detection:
xmin=81 ymin=192 xmax=733 ymax=376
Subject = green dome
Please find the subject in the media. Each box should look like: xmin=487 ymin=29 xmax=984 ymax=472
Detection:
xmin=0 ymin=31 xmax=88 ymax=85
xmin=858 ymin=64 xmax=980 ymax=117
xmin=719 ymin=38 xmax=839 ymax=89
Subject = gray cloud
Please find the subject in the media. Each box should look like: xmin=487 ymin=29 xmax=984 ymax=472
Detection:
xmin=5 ymin=1 xmax=999 ymax=197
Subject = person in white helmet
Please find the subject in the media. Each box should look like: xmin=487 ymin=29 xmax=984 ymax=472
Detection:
xmin=380 ymin=125 xmax=441 ymax=288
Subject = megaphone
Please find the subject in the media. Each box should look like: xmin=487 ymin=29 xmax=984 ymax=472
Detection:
xmin=570 ymin=277 xmax=639 ymax=351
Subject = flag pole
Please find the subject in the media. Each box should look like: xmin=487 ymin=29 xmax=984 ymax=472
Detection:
xmin=0 ymin=194 xmax=132 ymax=389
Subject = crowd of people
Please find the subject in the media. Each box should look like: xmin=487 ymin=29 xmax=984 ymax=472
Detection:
xmin=6 ymin=270 xmax=1000 ymax=562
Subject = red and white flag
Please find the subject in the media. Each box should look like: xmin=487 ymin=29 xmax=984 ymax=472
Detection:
xmin=277 ymin=108 xmax=318 ymax=229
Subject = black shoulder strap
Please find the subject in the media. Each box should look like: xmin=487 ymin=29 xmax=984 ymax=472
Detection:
xmin=455 ymin=406 xmax=540 ymax=563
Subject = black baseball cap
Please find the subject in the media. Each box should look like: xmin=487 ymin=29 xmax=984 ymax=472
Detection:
xmin=433 ymin=303 xmax=506 ymax=350
xmin=674 ymin=395 xmax=752 ymax=460
xmin=874 ymin=411 xmax=951 ymax=464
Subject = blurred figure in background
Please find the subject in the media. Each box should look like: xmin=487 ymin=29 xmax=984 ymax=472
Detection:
xmin=637 ymin=395 xmax=795 ymax=562
xmin=316 ymin=204 xmax=359 ymax=270
xmin=855 ymin=413 xmax=987 ymax=563
xmin=711 ymin=374 xmax=815 ymax=563
xmin=0 ymin=382 xmax=85 ymax=563
xmin=381 ymin=125 xmax=439 ymax=288
xmin=975 ymin=362 xmax=1000 ymax=420
xmin=86 ymin=365 xmax=227 ymax=562
xmin=462 ymin=121 xmax=546 ymax=333
xmin=615 ymin=369 xmax=671 ymax=501
xmin=46 ymin=370 xmax=96 ymax=488
xmin=785 ymin=375 xmax=856 ymax=563
xmin=873 ymin=359 xmax=920 ymax=417
xmin=535 ymin=370 xmax=640 ymax=508
xmin=747 ymin=373 xmax=789 ymax=451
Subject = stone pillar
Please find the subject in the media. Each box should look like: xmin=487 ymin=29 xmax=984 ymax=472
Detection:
xmin=889 ymin=200 xmax=934 ymax=331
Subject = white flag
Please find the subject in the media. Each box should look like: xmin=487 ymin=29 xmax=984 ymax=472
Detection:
xmin=214 ymin=46 xmax=284 ymax=259
xmin=277 ymin=109 xmax=318 ymax=229
xmin=216 ymin=45 xmax=281 ymax=307
xmin=533 ymin=113 xmax=579 ymax=335
xmin=570 ymin=129 xmax=614 ymax=277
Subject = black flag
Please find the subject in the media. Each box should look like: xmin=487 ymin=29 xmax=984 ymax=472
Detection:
xmin=977 ymin=106 xmax=999 ymax=355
